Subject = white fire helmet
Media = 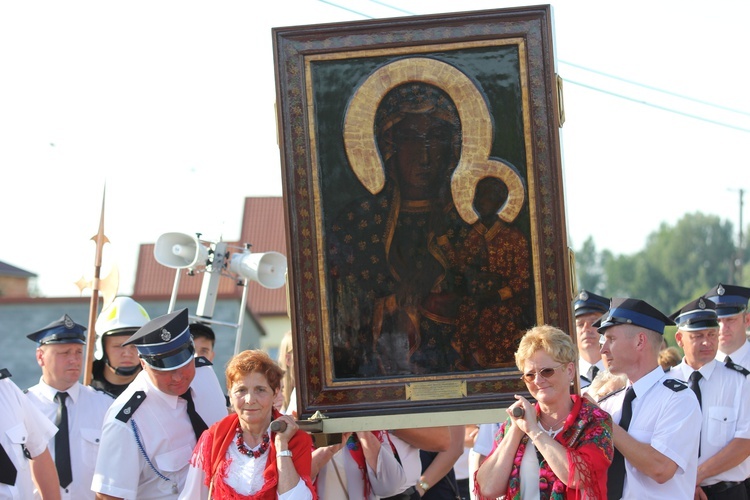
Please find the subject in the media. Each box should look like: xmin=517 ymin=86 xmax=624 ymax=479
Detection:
xmin=94 ymin=296 xmax=150 ymax=360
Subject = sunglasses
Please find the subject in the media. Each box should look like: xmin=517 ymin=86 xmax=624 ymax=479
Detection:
xmin=520 ymin=363 xmax=565 ymax=383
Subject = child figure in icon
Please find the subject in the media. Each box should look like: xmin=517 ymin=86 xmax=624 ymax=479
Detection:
xmin=440 ymin=176 xmax=533 ymax=370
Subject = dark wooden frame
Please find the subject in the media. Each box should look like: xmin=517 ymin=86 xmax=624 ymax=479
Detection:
xmin=273 ymin=5 xmax=572 ymax=420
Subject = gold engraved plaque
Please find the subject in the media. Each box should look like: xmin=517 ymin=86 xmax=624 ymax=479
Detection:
xmin=405 ymin=380 xmax=467 ymax=401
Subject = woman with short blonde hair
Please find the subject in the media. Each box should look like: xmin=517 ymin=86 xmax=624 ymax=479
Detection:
xmin=476 ymin=325 xmax=613 ymax=499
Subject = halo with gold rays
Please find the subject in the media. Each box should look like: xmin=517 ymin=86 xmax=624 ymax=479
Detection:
xmin=343 ymin=57 xmax=525 ymax=224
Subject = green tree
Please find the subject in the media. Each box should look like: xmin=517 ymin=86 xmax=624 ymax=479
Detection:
xmin=577 ymin=212 xmax=736 ymax=314
xmin=574 ymin=236 xmax=605 ymax=294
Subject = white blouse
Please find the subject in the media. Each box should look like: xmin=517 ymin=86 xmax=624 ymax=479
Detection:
xmin=518 ymin=427 xmax=561 ymax=500
xmin=179 ymin=438 xmax=313 ymax=500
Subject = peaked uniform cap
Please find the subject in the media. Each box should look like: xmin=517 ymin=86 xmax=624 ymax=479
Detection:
xmin=124 ymin=308 xmax=194 ymax=371
xmin=705 ymin=283 xmax=750 ymax=318
xmin=573 ymin=290 xmax=611 ymax=317
xmin=669 ymin=297 xmax=719 ymax=331
xmin=594 ymin=297 xmax=674 ymax=335
xmin=26 ymin=314 xmax=87 ymax=345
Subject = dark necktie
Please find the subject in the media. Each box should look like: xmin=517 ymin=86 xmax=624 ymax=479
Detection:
xmin=689 ymin=371 xmax=703 ymax=408
xmin=689 ymin=371 xmax=703 ymax=456
xmin=725 ymin=355 xmax=732 ymax=364
xmin=0 ymin=442 xmax=17 ymax=486
xmin=180 ymin=390 xmax=208 ymax=441
xmin=587 ymin=365 xmax=600 ymax=383
xmin=607 ymin=386 xmax=635 ymax=500
xmin=54 ymin=391 xmax=73 ymax=488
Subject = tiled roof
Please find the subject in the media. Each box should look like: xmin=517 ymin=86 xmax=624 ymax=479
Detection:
xmin=0 ymin=261 xmax=37 ymax=278
xmin=133 ymin=197 xmax=288 ymax=317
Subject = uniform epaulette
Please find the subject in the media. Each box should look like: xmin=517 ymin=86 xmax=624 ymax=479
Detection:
xmin=663 ymin=378 xmax=688 ymax=392
xmin=195 ymin=356 xmax=213 ymax=367
xmin=596 ymin=386 xmax=626 ymax=403
xmin=0 ymin=368 xmax=11 ymax=380
xmin=92 ymin=386 xmax=116 ymax=399
xmin=116 ymin=391 xmax=147 ymax=423
xmin=725 ymin=360 xmax=750 ymax=377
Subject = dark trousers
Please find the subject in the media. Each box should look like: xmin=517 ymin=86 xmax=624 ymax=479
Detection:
xmin=382 ymin=486 xmax=420 ymax=500
xmin=702 ymin=481 xmax=748 ymax=500
xmin=455 ymin=478 xmax=470 ymax=500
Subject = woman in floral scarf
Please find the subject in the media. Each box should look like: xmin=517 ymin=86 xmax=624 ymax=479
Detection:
xmin=475 ymin=325 xmax=613 ymax=499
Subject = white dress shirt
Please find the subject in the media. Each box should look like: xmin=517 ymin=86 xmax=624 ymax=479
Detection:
xmin=0 ymin=377 xmax=57 ymax=500
xmin=717 ymin=339 xmax=750 ymax=369
xmin=599 ymin=366 xmax=701 ymax=500
xmin=671 ymin=359 xmax=750 ymax=484
xmin=388 ymin=433 xmax=423 ymax=489
xmin=316 ymin=432 xmax=407 ymax=499
xmin=715 ymin=341 xmax=750 ymax=484
xmin=472 ymin=422 xmax=500 ymax=458
xmin=454 ymin=445 xmax=471 ymax=481
xmin=92 ymin=364 xmax=227 ymax=499
xmin=26 ymin=379 xmax=112 ymax=500
xmin=578 ymin=358 xmax=604 ymax=394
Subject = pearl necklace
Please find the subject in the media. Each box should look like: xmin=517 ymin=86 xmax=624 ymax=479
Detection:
xmin=236 ymin=426 xmax=270 ymax=458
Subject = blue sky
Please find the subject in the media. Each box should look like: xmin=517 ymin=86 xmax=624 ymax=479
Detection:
xmin=1 ymin=0 xmax=748 ymax=297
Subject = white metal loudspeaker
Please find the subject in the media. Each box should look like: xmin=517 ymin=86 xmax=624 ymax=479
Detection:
xmin=154 ymin=232 xmax=209 ymax=269
xmin=229 ymin=251 xmax=286 ymax=289
xmin=152 ymin=231 xmax=288 ymax=354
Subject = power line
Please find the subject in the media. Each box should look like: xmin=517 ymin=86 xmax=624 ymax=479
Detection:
xmin=559 ymin=60 xmax=750 ymax=117
xmin=565 ymin=78 xmax=750 ymax=133
xmin=319 ymin=0 xmax=374 ymax=18
xmin=367 ymin=0 xmax=412 ymax=15
xmin=319 ymin=0 xmax=749 ymax=133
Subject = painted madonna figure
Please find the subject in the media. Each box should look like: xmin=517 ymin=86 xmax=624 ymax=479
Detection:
xmin=329 ymin=81 xmax=463 ymax=377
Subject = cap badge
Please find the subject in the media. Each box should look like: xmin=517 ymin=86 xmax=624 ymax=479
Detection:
xmin=718 ymin=285 xmax=726 ymax=296
xmin=64 ymin=316 xmax=75 ymax=329
xmin=160 ymin=328 xmax=172 ymax=341
xmin=579 ymin=291 xmax=589 ymax=301
xmin=698 ymin=298 xmax=706 ymax=309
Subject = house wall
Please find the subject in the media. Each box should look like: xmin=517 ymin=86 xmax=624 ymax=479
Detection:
xmin=0 ymin=276 xmax=31 ymax=298
xmin=259 ymin=315 xmax=293 ymax=362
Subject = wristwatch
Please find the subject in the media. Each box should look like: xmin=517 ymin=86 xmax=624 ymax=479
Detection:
xmin=418 ymin=479 xmax=430 ymax=491
xmin=277 ymin=450 xmax=293 ymax=458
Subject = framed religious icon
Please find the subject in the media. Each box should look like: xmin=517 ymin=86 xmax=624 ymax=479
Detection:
xmin=273 ymin=4 xmax=573 ymax=421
